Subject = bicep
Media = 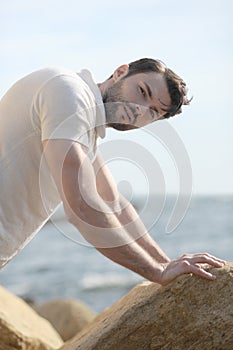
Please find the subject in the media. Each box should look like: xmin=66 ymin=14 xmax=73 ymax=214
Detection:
xmin=42 ymin=139 xmax=98 ymax=212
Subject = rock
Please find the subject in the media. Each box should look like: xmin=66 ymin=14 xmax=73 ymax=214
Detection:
xmin=34 ymin=299 xmax=96 ymax=341
xmin=60 ymin=263 xmax=233 ymax=350
xmin=0 ymin=286 xmax=63 ymax=350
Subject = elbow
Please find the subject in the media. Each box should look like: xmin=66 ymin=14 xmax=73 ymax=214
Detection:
xmin=63 ymin=194 xmax=102 ymax=228
xmin=64 ymin=205 xmax=88 ymax=229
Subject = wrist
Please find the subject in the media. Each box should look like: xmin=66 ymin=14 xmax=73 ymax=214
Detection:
xmin=147 ymin=261 xmax=167 ymax=285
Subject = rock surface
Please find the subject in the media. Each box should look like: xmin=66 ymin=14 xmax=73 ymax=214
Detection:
xmin=34 ymin=299 xmax=96 ymax=341
xmin=0 ymin=286 xmax=63 ymax=350
xmin=60 ymin=263 xmax=233 ymax=350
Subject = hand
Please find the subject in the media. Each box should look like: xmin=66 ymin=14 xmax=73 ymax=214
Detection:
xmin=159 ymin=253 xmax=226 ymax=285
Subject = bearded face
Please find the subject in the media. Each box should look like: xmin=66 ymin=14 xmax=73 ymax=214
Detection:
xmin=101 ymin=71 xmax=172 ymax=131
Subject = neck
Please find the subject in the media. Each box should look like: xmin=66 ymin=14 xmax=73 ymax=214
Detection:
xmin=97 ymin=78 xmax=113 ymax=99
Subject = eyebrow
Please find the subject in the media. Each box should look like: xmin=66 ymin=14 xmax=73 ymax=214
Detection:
xmin=144 ymin=82 xmax=170 ymax=113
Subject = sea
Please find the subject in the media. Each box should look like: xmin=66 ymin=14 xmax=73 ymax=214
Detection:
xmin=0 ymin=195 xmax=232 ymax=314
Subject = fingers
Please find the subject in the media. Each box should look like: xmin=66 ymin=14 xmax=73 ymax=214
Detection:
xmin=181 ymin=253 xmax=226 ymax=268
xmin=178 ymin=253 xmax=226 ymax=281
xmin=160 ymin=253 xmax=226 ymax=285
xmin=180 ymin=261 xmax=217 ymax=281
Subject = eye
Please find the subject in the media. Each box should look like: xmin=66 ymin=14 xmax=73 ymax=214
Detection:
xmin=139 ymin=86 xmax=146 ymax=98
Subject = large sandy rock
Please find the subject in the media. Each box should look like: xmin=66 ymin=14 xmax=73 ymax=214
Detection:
xmin=34 ymin=299 xmax=96 ymax=341
xmin=0 ymin=286 xmax=63 ymax=350
xmin=60 ymin=263 xmax=233 ymax=350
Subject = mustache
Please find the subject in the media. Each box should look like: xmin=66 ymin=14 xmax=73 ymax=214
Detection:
xmin=104 ymin=101 xmax=141 ymax=125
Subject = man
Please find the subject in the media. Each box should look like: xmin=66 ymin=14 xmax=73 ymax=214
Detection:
xmin=0 ymin=58 xmax=225 ymax=284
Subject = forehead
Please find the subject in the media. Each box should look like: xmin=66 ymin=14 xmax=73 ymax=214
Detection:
xmin=127 ymin=72 xmax=171 ymax=107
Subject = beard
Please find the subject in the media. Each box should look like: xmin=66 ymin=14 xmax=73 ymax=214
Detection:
xmin=108 ymin=123 xmax=138 ymax=131
xmin=102 ymin=80 xmax=138 ymax=131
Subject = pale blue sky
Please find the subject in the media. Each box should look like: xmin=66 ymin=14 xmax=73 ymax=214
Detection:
xmin=1 ymin=0 xmax=232 ymax=194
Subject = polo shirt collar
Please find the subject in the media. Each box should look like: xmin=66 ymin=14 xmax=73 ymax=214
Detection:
xmin=78 ymin=69 xmax=106 ymax=139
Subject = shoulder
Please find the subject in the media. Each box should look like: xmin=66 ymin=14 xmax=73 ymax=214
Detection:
xmin=35 ymin=67 xmax=94 ymax=105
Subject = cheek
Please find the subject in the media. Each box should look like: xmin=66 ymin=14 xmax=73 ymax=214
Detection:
xmin=129 ymin=95 xmax=142 ymax=106
xmin=135 ymin=110 xmax=153 ymax=128
xmin=122 ymin=84 xmax=140 ymax=104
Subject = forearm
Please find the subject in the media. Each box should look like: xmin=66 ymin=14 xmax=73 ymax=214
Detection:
xmin=68 ymin=192 xmax=169 ymax=263
xmin=115 ymin=195 xmax=170 ymax=263
xmin=67 ymin=195 xmax=226 ymax=285
xmin=92 ymin=152 xmax=169 ymax=263
xmin=66 ymin=194 xmax=164 ymax=282
xmin=97 ymin=241 xmax=164 ymax=283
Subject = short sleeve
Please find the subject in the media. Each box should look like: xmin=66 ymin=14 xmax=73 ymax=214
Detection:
xmin=35 ymin=74 xmax=95 ymax=148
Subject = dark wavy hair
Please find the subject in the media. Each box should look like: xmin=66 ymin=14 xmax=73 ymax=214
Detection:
xmin=115 ymin=58 xmax=192 ymax=118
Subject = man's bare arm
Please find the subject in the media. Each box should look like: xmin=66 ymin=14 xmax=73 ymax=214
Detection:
xmin=93 ymin=151 xmax=226 ymax=284
xmin=42 ymin=140 xmax=225 ymax=285
xmin=42 ymin=139 xmax=171 ymax=283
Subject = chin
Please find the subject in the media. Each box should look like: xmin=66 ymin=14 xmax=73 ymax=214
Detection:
xmin=108 ymin=123 xmax=139 ymax=131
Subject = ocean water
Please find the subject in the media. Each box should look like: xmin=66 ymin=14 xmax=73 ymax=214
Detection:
xmin=0 ymin=195 xmax=232 ymax=313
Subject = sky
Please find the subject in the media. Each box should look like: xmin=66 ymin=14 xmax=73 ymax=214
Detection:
xmin=1 ymin=0 xmax=233 ymax=196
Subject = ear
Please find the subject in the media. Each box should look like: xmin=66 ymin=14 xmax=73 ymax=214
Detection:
xmin=112 ymin=64 xmax=129 ymax=83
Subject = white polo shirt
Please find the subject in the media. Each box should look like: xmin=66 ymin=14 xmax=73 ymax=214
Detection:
xmin=0 ymin=67 xmax=106 ymax=268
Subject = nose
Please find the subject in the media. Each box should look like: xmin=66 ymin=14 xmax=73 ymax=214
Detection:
xmin=135 ymin=104 xmax=147 ymax=117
